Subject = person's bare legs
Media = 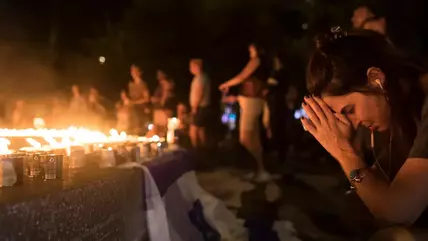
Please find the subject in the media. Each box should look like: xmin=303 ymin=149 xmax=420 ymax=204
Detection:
xmin=240 ymin=121 xmax=270 ymax=182
xmin=189 ymin=125 xmax=199 ymax=148
xmin=240 ymin=126 xmax=265 ymax=171
xmin=197 ymin=127 xmax=206 ymax=147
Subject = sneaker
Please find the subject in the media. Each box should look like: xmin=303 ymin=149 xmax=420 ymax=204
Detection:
xmin=253 ymin=171 xmax=273 ymax=183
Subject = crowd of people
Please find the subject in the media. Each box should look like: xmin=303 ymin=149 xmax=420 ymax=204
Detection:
xmin=9 ymin=85 xmax=107 ymax=129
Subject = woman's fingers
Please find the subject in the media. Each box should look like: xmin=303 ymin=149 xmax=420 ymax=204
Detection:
xmin=313 ymin=96 xmax=335 ymax=123
xmin=301 ymin=117 xmax=316 ymax=135
xmin=304 ymin=96 xmax=327 ymax=125
xmin=302 ymin=102 xmax=320 ymax=126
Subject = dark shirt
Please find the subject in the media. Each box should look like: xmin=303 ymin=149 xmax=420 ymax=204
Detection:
xmin=239 ymin=57 xmax=270 ymax=99
xmin=346 ymin=99 xmax=428 ymax=232
xmin=270 ymin=68 xmax=289 ymax=93
xmin=409 ymin=98 xmax=428 ymax=158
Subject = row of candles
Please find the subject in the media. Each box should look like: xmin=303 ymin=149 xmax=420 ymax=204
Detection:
xmin=0 ymin=118 xmax=181 ymax=187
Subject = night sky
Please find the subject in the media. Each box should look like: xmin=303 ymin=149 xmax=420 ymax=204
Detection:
xmin=0 ymin=0 xmax=428 ymax=101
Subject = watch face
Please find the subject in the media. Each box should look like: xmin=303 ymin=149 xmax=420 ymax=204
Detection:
xmin=349 ymin=169 xmax=361 ymax=180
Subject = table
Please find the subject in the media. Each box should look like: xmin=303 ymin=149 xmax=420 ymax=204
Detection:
xmin=0 ymin=166 xmax=147 ymax=241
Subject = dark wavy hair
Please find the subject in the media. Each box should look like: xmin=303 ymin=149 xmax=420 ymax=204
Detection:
xmin=306 ymin=28 xmax=426 ymax=176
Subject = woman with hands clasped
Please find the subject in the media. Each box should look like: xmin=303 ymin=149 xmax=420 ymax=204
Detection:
xmin=302 ymin=27 xmax=428 ymax=234
xmin=219 ymin=43 xmax=272 ymax=183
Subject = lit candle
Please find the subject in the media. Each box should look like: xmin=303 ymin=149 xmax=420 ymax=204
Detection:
xmin=100 ymin=147 xmax=116 ymax=168
xmin=167 ymin=118 xmax=180 ymax=144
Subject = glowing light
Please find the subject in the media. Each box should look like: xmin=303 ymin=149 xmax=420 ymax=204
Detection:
xmin=0 ymin=138 xmax=11 ymax=155
xmin=302 ymin=23 xmax=308 ymax=30
xmin=99 ymin=56 xmax=106 ymax=64
xmin=152 ymin=135 xmax=160 ymax=142
xmin=26 ymin=138 xmax=42 ymax=149
xmin=33 ymin=118 xmax=46 ymax=129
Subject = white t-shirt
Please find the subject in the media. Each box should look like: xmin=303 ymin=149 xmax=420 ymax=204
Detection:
xmin=190 ymin=73 xmax=211 ymax=107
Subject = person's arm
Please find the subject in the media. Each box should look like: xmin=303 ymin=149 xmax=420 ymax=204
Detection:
xmin=221 ymin=58 xmax=260 ymax=88
xmin=151 ymin=87 xmax=161 ymax=104
xmin=335 ymin=148 xmax=428 ymax=225
xmin=142 ymin=86 xmax=150 ymax=103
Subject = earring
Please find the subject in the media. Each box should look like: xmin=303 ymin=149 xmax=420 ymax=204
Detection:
xmin=375 ymin=79 xmax=384 ymax=91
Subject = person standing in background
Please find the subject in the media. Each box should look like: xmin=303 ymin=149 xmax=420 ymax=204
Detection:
xmin=88 ymin=87 xmax=106 ymax=129
xmin=219 ymin=43 xmax=272 ymax=183
xmin=266 ymin=55 xmax=290 ymax=163
xmin=189 ymin=59 xmax=211 ymax=148
xmin=351 ymin=6 xmax=375 ymax=29
xmin=128 ymin=65 xmax=150 ymax=134
xmin=152 ymin=70 xmax=176 ymax=133
xmin=11 ymin=100 xmax=27 ymax=128
xmin=0 ymin=94 xmax=7 ymax=126
xmin=48 ymin=96 xmax=66 ymax=128
xmin=116 ymin=90 xmax=134 ymax=132
xmin=69 ymin=85 xmax=88 ymax=126
xmin=363 ymin=16 xmax=387 ymax=35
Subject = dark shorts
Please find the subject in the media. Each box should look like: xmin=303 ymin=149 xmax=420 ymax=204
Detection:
xmin=191 ymin=107 xmax=210 ymax=127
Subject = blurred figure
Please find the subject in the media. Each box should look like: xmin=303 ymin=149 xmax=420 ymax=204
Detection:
xmin=116 ymin=90 xmax=133 ymax=132
xmin=152 ymin=70 xmax=169 ymax=104
xmin=0 ymin=94 xmax=7 ymax=126
xmin=363 ymin=17 xmax=387 ymax=35
xmin=69 ymin=85 xmax=88 ymax=126
xmin=48 ymin=96 xmax=65 ymax=128
xmin=128 ymin=65 xmax=150 ymax=134
xmin=189 ymin=59 xmax=211 ymax=148
xmin=351 ymin=6 xmax=375 ymax=29
xmin=88 ymin=87 xmax=106 ymax=129
xmin=11 ymin=100 xmax=27 ymax=128
xmin=266 ymin=55 xmax=290 ymax=162
xmin=177 ymin=103 xmax=190 ymax=129
xmin=152 ymin=70 xmax=176 ymax=134
xmin=219 ymin=43 xmax=271 ymax=183
xmin=69 ymin=85 xmax=87 ymax=113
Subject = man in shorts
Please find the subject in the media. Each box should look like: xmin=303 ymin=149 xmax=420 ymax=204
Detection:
xmin=189 ymin=59 xmax=211 ymax=148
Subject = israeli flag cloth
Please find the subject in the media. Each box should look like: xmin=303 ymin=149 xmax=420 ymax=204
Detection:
xmin=124 ymin=150 xmax=248 ymax=241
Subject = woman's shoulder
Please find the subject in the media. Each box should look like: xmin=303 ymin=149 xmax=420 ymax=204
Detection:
xmin=409 ymin=97 xmax=428 ymax=158
xmin=421 ymin=98 xmax=428 ymax=119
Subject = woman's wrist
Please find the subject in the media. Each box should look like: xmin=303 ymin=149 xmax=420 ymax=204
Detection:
xmin=336 ymin=145 xmax=368 ymax=172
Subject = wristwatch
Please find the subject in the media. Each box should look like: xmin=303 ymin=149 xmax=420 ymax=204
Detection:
xmin=350 ymin=168 xmax=366 ymax=182
xmin=349 ymin=168 xmax=367 ymax=190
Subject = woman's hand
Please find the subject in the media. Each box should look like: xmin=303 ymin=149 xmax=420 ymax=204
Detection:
xmin=301 ymin=96 xmax=355 ymax=160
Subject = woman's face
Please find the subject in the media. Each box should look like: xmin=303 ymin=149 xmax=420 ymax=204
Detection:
xmin=322 ymin=92 xmax=391 ymax=131
xmin=131 ymin=66 xmax=142 ymax=79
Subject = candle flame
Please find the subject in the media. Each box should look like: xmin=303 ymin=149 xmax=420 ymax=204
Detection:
xmin=26 ymin=138 xmax=42 ymax=149
xmin=0 ymin=137 xmax=11 ymax=155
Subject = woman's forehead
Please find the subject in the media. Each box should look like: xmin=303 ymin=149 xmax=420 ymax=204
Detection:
xmin=321 ymin=95 xmax=351 ymax=112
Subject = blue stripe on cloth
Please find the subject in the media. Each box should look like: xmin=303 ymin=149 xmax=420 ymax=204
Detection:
xmin=188 ymin=200 xmax=221 ymax=241
xmin=144 ymin=150 xmax=196 ymax=197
